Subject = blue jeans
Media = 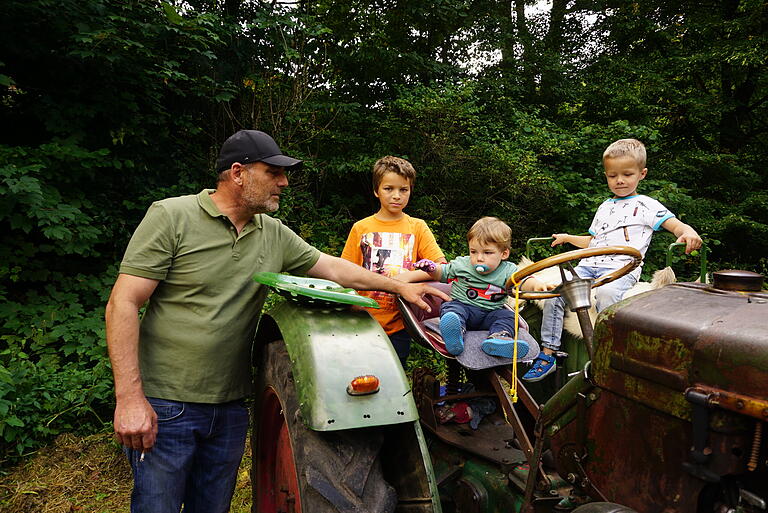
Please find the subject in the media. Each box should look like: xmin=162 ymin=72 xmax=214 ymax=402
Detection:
xmin=440 ymin=301 xmax=515 ymax=336
xmin=540 ymin=265 xmax=637 ymax=351
xmin=388 ymin=328 xmax=412 ymax=366
xmin=125 ymin=397 xmax=249 ymax=513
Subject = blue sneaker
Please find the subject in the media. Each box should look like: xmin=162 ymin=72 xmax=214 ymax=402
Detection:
xmin=522 ymin=353 xmax=557 ymax=382
xmin=440 ymin=312 xmax=465 ymax=355
xmin=481 ymin=333 xmax=530 ymax=359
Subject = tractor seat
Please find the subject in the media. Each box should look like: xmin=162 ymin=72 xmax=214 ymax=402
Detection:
xmin=397 ymin=282 xmax=540 ymax=370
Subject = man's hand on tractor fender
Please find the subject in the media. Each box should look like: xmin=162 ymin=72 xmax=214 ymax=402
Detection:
xmin=114 ymin=395 xmax=158 ymax=452
xmin=399 ymin=282 xmax=450 ymax=313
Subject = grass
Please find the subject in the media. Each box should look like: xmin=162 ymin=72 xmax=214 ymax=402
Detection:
xmin=0 ymin=432 xmax=253 ymax=513
xmin=0 ymin=349 xmax=442 ymax=513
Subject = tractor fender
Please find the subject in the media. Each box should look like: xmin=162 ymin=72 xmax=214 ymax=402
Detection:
xmin=255 ymin=299 xmax=419 ymax=431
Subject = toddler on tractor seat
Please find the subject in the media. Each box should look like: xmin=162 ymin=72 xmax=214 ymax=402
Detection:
xmin=410 ymin=217 xmax=551 ymax=363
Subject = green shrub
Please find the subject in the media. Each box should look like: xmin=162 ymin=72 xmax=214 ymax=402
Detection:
xmin=0 ymin=271 xmax=115 ymax=463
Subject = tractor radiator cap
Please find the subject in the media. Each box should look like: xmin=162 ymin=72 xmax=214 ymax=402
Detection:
xmin=712 ymin=270 xmax=764 ymax=292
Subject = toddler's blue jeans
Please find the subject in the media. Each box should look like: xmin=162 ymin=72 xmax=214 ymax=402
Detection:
xmin=124 ymin=397 xmax=249 ymax=513
xmin=540 ymin=265 xmax=636 ymax=351
xmin=440 ymin=300 xmax=516 ymax=336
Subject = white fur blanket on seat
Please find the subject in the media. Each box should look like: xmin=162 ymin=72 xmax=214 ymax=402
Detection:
xmin=512 ymin=257 xmax=676 ymax=338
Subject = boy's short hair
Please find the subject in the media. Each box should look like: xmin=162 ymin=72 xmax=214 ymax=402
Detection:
xmin=372 ymin=156 xmax=416 ymax=190
xmin=603 ymin=138 xmax=647 ymax=168
xmin=467 ymin=217 xmax=512 ymax=250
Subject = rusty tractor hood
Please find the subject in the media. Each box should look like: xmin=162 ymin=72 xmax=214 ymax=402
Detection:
xmin=592 ymin=281 xmax=768 ymax=421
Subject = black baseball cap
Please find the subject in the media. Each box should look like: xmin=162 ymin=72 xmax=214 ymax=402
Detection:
xmin=216 ymin=130 xmax=302 ymax=172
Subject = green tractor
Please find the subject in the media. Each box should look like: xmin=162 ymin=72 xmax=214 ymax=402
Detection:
xmin=250 ymin=246 xmax=768 ymax=513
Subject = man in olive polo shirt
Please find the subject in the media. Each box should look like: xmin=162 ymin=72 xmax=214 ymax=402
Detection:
xmin=105 ymin=130 xmax=449 ymax=513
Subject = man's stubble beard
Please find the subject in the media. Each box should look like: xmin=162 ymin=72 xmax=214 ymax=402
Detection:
xmin=242 ymin=181 xmax=279 ymax=214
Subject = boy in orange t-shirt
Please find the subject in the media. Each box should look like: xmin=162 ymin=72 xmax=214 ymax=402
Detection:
xmin=341 ymin=156 xmax=446 ymax=365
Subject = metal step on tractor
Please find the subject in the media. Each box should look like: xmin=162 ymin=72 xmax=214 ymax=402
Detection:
xmin=250 ymin=244 xmax=768 ymax=513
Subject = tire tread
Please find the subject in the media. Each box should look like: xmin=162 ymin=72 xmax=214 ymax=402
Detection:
xmin=255 ymin=341 xmax=397 ymax=513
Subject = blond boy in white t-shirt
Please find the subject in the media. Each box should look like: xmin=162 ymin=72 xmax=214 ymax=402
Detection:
xmin=523 ymin=138 xmax=702 ymax=382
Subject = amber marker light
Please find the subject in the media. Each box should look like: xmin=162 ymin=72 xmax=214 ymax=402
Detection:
xmin=347 ymin=375 xmax=380 ymax=396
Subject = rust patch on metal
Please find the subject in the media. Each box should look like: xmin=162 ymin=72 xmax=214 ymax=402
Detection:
xmin=687 ymin=385 xmax=768 ymax=421
xmin=610 ymin=354 xmax=688 ymax=391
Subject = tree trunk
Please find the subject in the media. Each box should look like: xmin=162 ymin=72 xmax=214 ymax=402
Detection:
xmin=718 ymin=0 xmax=760 ymax=152
xmin=539 ymin=0 xmax=567 ymax=105
xmin=499 ymin=0 xmax=535 ymax=95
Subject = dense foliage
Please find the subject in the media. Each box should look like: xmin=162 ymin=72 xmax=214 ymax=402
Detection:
xmin=1 ymin=0 xmax=766 ymax=463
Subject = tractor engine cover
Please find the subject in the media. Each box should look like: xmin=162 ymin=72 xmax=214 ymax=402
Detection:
xmin=551 ymin=279 xmax=768 ymax=512
xmin=593 ymin=281 xmax=768 ymax=418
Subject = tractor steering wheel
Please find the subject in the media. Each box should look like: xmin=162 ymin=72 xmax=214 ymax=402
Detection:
xmin=508 ymin=245 xmax=642 ymax=300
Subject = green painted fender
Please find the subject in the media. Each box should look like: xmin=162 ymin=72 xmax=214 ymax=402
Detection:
xmin=258 ymin=299 xmax=419 ymax=431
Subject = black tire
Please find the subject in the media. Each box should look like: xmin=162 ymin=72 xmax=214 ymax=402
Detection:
xmin=253 ymin=340 xmax=397 ymax=513
xmin=572 ymin=502 xmax=638 ymax=513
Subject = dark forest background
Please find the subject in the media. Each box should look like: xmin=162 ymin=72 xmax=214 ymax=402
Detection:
xmin=1 ymin=0 xmax=766 ymax=463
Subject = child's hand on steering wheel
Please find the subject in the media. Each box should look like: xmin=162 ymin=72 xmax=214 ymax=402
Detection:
xmin=526 ymin=277 xmax=555 ymax=292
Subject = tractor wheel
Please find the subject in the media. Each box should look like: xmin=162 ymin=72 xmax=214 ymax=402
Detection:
xmin=571 ymin=502 xmax=638 ymax=513
xmin=253 ymin=340 xmax=398 ymax=513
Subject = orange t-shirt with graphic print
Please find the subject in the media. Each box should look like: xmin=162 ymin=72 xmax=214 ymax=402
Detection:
xmin=341 ymin=214 xmax=445 ymax=334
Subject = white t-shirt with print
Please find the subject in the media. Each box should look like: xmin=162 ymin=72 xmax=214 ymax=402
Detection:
xmin=579 ymin=194 xmax=675 ymax=279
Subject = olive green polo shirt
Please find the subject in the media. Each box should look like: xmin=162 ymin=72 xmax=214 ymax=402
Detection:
xmin=119 ymin=190 xmax=321 ymax=403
